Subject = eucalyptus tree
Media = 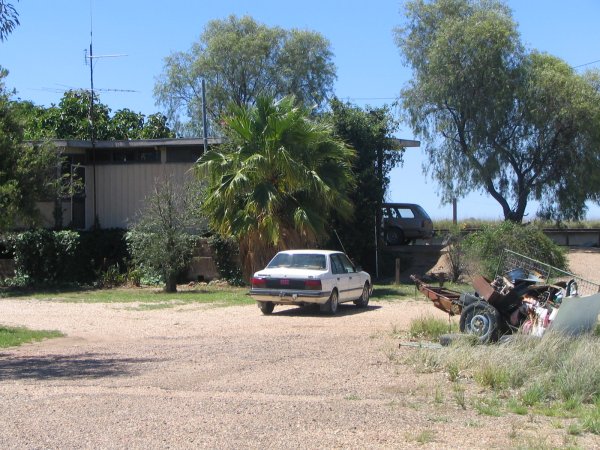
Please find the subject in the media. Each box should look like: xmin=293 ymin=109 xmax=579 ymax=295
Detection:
xmin=196 ymin=95 xmax=354 ymax=278
xmin=154 ymin=15 xmax=336 ymax=136
xmin=395 ymin=0 xmax=600 ymax=221
xmin=0 ymin=0 xmax=18 ymax=42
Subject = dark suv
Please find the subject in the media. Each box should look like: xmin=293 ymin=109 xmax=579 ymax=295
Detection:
xmin=382 ymin=203 xmax=434 ymax=245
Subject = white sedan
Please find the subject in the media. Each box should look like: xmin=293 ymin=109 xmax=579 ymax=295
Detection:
xmin=249 ymin=250 xmax=372 ymax=315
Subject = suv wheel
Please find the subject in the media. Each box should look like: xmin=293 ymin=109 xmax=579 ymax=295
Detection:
xmin=385 ymin=228 xmax=405 ymax=246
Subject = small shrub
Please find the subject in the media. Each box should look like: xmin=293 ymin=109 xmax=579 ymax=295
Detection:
xmin=462 ymin=222 xmax=566 ymax=278
xmin=207 ymin=234 xmax=244 ymax=286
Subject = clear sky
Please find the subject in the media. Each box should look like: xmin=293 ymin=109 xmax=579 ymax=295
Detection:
xmin=2 ymin=0 xmax=600 ymax=220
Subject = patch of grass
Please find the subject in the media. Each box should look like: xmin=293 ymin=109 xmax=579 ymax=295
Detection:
xmin=453 ymin=385 xmax=467 ymax=410
xmin=474 ymin=363 xmax=511 ymax=391
xmin=408 ymin=315 xmax=457 ymax=341
xmin=344 ymin=394 xmax=361 ymax=401
xmin=474 ymin=396 xmax=503 ymax=417
xmin=0 ymin=326 xmax=63 ymax=348
xmin=407 ymin=429 xmax=436 ymax=445
xmin=371 ymin=284 xmax=415 ymax=301
xmin=434 ymin=387 xmax=444 ymax=404
xmin=522 ymin=383 xmax=547 ymax=407
xmin=508 ymin=398 xmax=529 ymax=415
xmin=580 ymin=406 xmax=600 ymax=434
xmin=404 ymin=333 xmax=600 ymax=428
xmin=1 ymin=285 xmax=253 ymax=308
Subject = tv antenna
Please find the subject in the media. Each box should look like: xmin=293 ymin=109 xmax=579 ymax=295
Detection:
xmin=84 ymin=0 xmax=127 ymax=226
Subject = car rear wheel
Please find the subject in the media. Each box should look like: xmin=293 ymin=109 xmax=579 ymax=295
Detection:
xmin=257 ymin=301 xmax=275 ymax=315
xmin=354 ymin=283 xmax=370 ymax=308
xmin=320 ymin=290 xmax=339 ymax=315
xmin=385 ymin=228 xmax=405 ymax=246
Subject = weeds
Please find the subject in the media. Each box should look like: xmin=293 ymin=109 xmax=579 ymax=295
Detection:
xmin=453 ymin=385 xmax=467 ymax=410
xmin=408 ymin=315 xmax=457 ymax=341
xmin=404 ymin=333 xmax=600 ymax=433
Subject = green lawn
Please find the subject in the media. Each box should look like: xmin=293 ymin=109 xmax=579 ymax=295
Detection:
xmin=0 ymin=326 xmax=63 ymax=348
xmin=0 ymin=281 xmax=456 ymax=308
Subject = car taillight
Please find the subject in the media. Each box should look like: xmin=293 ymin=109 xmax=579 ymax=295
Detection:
xmin=304 ymin=279 xmax=322 ymax=290
xmin=251 ymin=277 xmax=267 ymax=288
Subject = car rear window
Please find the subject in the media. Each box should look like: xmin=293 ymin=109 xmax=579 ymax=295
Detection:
xmin=267 ymin=253 xmax=327 ymax=270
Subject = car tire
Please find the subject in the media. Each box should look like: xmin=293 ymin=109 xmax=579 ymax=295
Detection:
xmin=385 ymin=228 xmax=405 ymax=246
xmin=257 ymin=301 xmax=275 ymax=315
xmin=320 ymin=290 xmax=339 ymax=315
xmin=459 ymin=301 xmax=500 ymax=343
xmin=354 ymin=282 xmax=370 ymax=308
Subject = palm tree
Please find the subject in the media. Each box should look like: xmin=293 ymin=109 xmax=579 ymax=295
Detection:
xmin=196 ymin=95 xmax=354 ymax=279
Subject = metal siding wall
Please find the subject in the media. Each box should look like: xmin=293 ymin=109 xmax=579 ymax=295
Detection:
xmin=95 ymin=163 xmax=194 ymax=229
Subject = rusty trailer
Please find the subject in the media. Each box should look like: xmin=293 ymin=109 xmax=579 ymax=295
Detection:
xmin=410 ymin=274 xmax=463 ymax=316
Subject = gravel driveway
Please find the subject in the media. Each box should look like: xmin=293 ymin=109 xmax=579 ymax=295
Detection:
xmin=1 ymin=246 xmax=598 ymax=449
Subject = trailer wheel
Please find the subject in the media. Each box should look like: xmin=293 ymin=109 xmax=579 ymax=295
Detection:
xmin=459 ymin=301 xmax=500 ymax=343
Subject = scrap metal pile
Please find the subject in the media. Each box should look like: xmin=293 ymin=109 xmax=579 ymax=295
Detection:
xmin=411 ymin=250 xmax=600 ymax=343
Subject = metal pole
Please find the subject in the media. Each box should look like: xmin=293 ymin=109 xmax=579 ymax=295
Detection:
xmin=374 ymin=222 xmax=379 ymax=279
xmin=201 ymin=79 xmax=208 ymax=153
xmin=89 ymin=38 xmax=97 ymax=228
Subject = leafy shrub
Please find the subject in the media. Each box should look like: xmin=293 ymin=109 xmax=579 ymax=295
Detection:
xmin=10 ymin=229 xmax=80 ymax=283
xmin=207 ymin=234 xmax=244 ymax=286
xmin=462 ymin=222 xmax=566 ymax=278
xmin=4 ymin=229 xmax=129 ymax=285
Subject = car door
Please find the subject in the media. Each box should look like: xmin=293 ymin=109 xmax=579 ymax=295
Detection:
xmin=330 ymin=253 xmax=350 ymax=301
xmin=337 ymin=253 xmax=363 ymax=300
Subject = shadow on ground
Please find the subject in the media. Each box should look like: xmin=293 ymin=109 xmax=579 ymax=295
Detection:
xmin=0 ymin=353 xmax=161 ymax=380
xmin=268 ymin=304 xmax=381 ymax=317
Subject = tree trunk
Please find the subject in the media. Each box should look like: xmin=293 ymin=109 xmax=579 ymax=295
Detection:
xmin=164 ymin=274 xmax=177 ymax=293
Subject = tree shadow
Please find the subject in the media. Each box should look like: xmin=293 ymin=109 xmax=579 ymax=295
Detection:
xmin=269 ymin=303 xmax=381 ymax=317
xmin=0 ymin=353 xmax=161 ymax=380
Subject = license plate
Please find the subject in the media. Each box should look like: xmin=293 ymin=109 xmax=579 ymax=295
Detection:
xmin=279 ymin=279 xmax=290 ymax=286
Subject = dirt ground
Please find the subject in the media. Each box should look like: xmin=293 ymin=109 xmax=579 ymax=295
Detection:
xmin=0 ymin=248 xmax=598 ymax=449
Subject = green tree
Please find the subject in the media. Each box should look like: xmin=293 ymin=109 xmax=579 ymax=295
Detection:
xmin=327 ymin=99 xmax=404 ymax=274
xmin=0 ymin=0 xmax=18 ymax=42
xmin=154 ymin=15 xmax=336 ymax=136
xmin=196 ymin=95 xmax=354 ymax=279
xmin=126 ymin=178 xmax=206 ymax=293
xmin=14 ymin=90 xmax=174 ymax=140
xmin=395 ymin=0 xmax=600 ymax=222
xmin=0 ymin=68 xmax=62 ymax=231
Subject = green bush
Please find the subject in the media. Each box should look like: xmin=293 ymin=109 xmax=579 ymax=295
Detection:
xmin=462 ymin=222 xmax=567 ymax=278
xmin=207 ymin=234 xmax=244 ymax=286
xmin=10 ymin=229 xmax=80 ymax=283
xmin=4 ymin=229 xmax=129 ymax=285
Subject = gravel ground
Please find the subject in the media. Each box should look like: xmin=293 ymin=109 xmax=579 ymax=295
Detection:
xmin=0 ymin=249 xmax=598 ymax=449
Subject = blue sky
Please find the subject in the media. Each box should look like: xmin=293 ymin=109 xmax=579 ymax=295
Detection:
xmin=2 ymin=0 xmax=600 ymax=220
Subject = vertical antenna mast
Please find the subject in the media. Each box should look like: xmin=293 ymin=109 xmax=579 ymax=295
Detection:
xmin=84 ymin=0 xmax=127 ymax=228
xmin=89 ymin=0 xmax=98 ymax=226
